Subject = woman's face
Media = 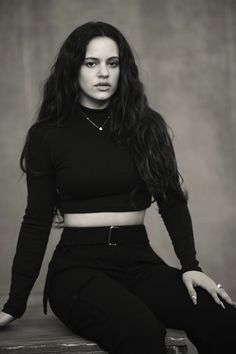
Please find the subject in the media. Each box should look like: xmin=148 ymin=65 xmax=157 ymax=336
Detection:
xmin=78 ymin=36 xmax=120 ymax=109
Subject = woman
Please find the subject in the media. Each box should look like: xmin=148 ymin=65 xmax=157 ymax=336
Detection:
xmin=0 ymin=21 xmax=235 ymax=354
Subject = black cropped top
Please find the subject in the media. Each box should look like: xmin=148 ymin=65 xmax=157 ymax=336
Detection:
xmin=51 ymin=105 xmax=152 ymax=213
xmin=2 ymin=103 xmax=202 ymax=318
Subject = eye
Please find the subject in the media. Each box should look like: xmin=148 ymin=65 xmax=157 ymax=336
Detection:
xmin=109 ymin=61 xmax=119 ymax=67
xmin=85 ymin=62 xmax=96 ymax=68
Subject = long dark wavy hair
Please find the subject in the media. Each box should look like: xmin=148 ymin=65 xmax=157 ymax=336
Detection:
xmin=20 ymin=21 xmax=188 ymax=229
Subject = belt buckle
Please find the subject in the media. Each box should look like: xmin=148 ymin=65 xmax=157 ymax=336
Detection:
xmin=108 ymin=226 xmax=119 ymax=246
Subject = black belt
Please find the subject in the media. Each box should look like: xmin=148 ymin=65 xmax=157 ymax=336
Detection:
xmin=59 ymin=224 xmax=149 ymax=247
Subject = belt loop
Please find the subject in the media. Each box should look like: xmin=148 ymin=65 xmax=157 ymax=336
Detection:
xmin=108 ymin=225 xmax=119 ymax=246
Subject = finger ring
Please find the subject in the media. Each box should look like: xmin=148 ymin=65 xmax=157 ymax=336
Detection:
xmin=217 ymin=283 xmax=223 ymax=289
xmin=191 ymin=295 xmax=197 ymax=299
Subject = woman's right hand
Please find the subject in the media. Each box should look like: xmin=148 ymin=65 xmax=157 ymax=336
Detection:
xmin=0 ymin=311 xmax=16 ymax=328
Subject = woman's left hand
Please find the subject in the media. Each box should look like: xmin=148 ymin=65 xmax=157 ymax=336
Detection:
xmin=182 ymin=270 xmax=236 ymax=309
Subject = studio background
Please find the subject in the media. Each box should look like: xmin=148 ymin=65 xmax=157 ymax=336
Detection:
xmin=0 ymin=1 xmax=235 ymax=353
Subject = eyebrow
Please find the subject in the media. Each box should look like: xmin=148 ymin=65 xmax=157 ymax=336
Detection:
xmin=84 ymin=56 xmax=119 ymax=60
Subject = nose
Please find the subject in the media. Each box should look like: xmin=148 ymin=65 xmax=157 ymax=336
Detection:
xmin=97 ymin=63 xmax=109 ymax=77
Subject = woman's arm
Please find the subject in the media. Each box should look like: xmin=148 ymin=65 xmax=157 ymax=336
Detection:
xmin=1 ymin=125 xmax=57 ymax=319
xmin=155 ymin=188 xmax=236 ymax=308
xmin=154 ymin=188 xmax=202 ymax=273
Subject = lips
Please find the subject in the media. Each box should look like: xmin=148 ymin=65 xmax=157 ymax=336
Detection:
xmin=95 ymin=83 xmax=111 ymax=87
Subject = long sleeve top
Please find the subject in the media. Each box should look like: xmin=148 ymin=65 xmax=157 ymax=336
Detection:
xmin=2 ymin=103 xmax=202 ymax=318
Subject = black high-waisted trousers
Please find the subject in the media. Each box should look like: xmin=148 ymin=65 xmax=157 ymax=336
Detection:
xmin=43 ymin=224 xmax=236 ymax=354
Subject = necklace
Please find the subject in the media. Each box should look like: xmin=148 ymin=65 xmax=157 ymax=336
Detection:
xmin=79 ymin=107 xmax=110 ymax=131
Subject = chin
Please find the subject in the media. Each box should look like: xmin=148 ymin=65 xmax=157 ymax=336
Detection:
xmin=93 ymin=94 xmax=113 ymax=101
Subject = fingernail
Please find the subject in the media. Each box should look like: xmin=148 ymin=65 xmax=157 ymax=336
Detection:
xmin=220 ymin=301 xmax=225 ymax=309
xmin=191 ymin=296 xmax=197 ymax=305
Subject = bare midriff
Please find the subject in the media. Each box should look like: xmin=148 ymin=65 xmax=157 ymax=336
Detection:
xmin=63 ymin=209 xmax=147 ymax=227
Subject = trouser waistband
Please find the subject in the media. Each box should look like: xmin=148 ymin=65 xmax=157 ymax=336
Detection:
xmin=59 ymin=224 xmax=149 ymax=247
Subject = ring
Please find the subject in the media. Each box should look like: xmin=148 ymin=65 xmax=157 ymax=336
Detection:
xmin=217 ymin=283 xmax=223 ymax=289
xmin=191 ymin=295 xmax=197 ymax=298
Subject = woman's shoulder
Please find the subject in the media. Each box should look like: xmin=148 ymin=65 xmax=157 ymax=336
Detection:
xmin=29 ymin=122 xmax=55 ymax=138
xmin=144 ymin=105 xmax=165 ymax=119
xmin=143 ymin=106 xmax=167 ymax=130
xmin=26 ymin=123 xmax=59 ymax=159
xmin=27 ymin=121 xmax=75 ymax=159
xmin=28 ymin=122 xmax=63 ymax=146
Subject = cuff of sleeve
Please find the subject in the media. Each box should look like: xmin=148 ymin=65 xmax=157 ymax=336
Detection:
xmin=2 ymin=301 xmax=26 ymax=319
xmin=181 ymin=264 xmax=203 ymax=274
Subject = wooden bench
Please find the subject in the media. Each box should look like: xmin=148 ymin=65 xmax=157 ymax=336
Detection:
xmin=0 ymin=294 xmax=188 ymax=353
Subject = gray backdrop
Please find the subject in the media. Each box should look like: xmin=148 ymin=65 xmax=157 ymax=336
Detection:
xmin=0 ymin=1 xmax=235 ymax=353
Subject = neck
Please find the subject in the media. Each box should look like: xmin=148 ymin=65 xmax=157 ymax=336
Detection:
xmin=79 ymin=99 xmax=110 ymax=110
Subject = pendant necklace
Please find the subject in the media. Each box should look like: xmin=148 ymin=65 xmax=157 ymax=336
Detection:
xmin=79 ymin=107 xmax=110 ymax=131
